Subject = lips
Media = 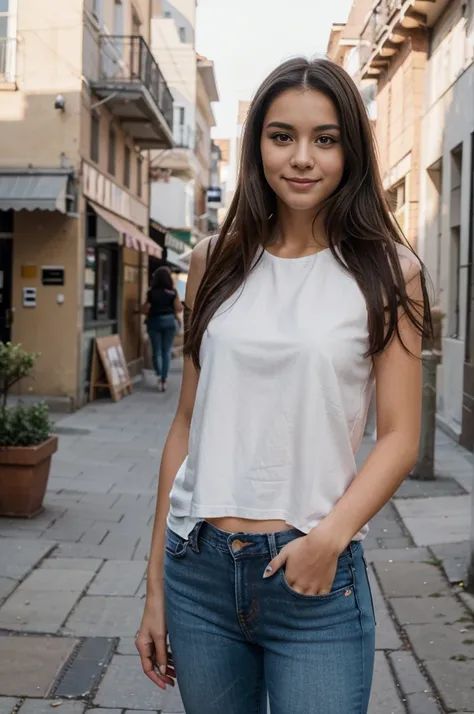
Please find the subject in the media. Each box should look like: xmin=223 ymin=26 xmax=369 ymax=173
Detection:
xmin=284 ymin=177 xmax=319 ymax=189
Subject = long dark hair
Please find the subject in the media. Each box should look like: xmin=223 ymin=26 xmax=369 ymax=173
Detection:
xmin=151 ymin=266 xmax=174 ymax=291
xmin=185 ymin=57 xmax=432 ymax=367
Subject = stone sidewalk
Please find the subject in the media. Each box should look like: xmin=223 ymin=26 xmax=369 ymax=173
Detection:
xmin=0 ymin=362 xmax=473 ymax=714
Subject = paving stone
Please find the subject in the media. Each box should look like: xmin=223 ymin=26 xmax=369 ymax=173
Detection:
xmin=116 ymin=637 xmax=140 ymax=655
xmin=388 ymin=651 xmax=433 ymax=696
xmin=364 ymin=548 xmax=431 ymax=563
xmin=52 ymin=637 xmax=116 ymax=699
xmin=395 ymin=475 xmax=467 ymax=499
xmin=39 ymin=558 xmax=103 ymax=572
xmin=390 ymin=596 xmax=466 ymax=626
xmin=79 ymin=523 xmax=110 ymax=546
xmin=366 ymin=566 xmax=402 ymax=650
xmin=87 ymin=710 xmax=121 ymax=714
xmin=404 ymin=692 xmax=442 ymax=714
xmin=394 ymin=496 xmax=470 ymax=546
xmin=423 ymin=660 xmax=474 ymax=712
xmin=62 ymin=596 xmax=142 ymax=637
xmin=0 ymin=540 xmax=56 ymax=580
xmin=377 ymin=537 xmax=415 ymax=549
xmin=54 ymin=543 xmax=136 ymax=560
xmin=0 ymin=578 xmax=17 ymax=604
xmin=0 ymin=589 xmax=80 ymax=633
xmin=459 ymin=590 xmax=474 ymax=614
xmin=87 ymin=561 xmax=147 ymax=596
xmin=93 ymin=654 xmax=183 ymax=711
xmin=405 ymin=623 xmax=474 ymax=661
xmin=430 ymin=541 xmax=470 ymax=584
xmin=17 ymin=569 xmax=95 ymax=593
xmin=368 ymin=652 xmax=404 ymax=714
xmin=373 ymin=562 xmax=449 ymax=598
xmin=0 ymin=635 xmax=78 ymax=696
xmin=18 ymin=701 xmax=85 ymax=714
xmin=0 ymin=698 xmax=20 ymax=714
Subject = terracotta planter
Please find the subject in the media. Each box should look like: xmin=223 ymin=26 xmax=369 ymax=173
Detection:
xmin=0 ymin=436 xmax=58 ymax=518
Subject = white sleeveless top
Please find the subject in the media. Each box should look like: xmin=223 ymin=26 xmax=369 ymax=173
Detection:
xmin=168 ymin=242 xmax=415 ymax=540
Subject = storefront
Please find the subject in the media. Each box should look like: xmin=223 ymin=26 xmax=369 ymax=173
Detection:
xmin=0 ymin=164 xmax=161 ymax=409
xmin=81 ymin=162 xmax=162 ymax=398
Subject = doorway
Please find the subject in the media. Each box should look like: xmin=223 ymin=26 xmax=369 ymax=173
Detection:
xmin=0 ymin=238 xmax=13 ymax=343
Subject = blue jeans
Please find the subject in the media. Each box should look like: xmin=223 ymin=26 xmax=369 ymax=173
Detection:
xmin=147 ymin=314 xmax=176 ymax=381
xmin=164 ymin=521 xmax=376 ymax=714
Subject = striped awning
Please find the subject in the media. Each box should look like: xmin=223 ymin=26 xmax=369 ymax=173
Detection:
xmin=0 ymin=169 xmax=73 ymax=213
xmin=90 ymin=202 xmax=162 ymax=258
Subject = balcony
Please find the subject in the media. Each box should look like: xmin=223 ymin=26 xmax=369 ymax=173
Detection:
xmin=89 ymin=35 xmax=174 ymax=149
xmin=0 ymin=37 xmax=16 ymax=84
xmin=150 ymin=124 xmax=199 ymax=180
xmin=360 ymin=0 xmax=452 ymax=79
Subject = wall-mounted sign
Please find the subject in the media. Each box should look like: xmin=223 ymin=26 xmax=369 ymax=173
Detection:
xmin=42 ymin=266 xmax=65 ymax=286
xmin=22 ymin=287 xmax=36 ymax=308
xmin=21 ymin=264 xmax=37 ymax=279
xmin=83 ymin=162 xmax=147 ymax=228
xmin=207 ymin=187 xmax=222 ymax=205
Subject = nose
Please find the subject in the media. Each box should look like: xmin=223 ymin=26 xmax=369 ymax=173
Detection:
xmin=290 ymin=140 xmax=314 ymax=170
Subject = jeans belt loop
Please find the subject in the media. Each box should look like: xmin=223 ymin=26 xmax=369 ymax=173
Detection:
xmin=189 ymin=520 xmax=203 ymax=553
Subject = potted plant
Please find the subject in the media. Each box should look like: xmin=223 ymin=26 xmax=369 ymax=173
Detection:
xmin=0 ymin=342 xmax=57 ymax=518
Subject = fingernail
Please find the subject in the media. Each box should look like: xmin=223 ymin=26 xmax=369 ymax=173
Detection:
xmin=160 ymin=664 xmax=167 ymax=675
xmin=263 ymin=565 xmax=272 ymax=578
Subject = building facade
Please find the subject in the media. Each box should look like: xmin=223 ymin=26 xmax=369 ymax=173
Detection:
xmin=149 ymin=1 xmax=218 ymax=258
xmin=416 ymin=0 xmax=474 ymax=446
xmin=0 ymin=0 xmax=173 ymax=409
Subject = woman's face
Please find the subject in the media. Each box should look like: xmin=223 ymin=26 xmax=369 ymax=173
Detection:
xmin=260 ymin=88 xmax=344 ymax=214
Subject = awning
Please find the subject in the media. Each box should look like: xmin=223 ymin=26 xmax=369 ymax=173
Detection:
xmin=90 ymin=202 xmax=162 ymax=259
xmin=0 ymin=169 xmax=73 ymax=213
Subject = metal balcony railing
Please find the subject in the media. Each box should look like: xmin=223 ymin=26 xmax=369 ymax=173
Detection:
xmin=0 ymin=37 xmax=16 ymax=82
xmin=97 ymin=35 xmax=173 ymax=131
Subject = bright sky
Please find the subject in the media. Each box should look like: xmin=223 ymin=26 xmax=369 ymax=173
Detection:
xmin=195 ymin=0 xmax=352 ymax=139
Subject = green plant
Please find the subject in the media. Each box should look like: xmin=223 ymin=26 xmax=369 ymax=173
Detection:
xmin=0 ymin=343 xmax=53 ymax=447
xmin=0 ymin=342 xmax=39 ymax=408
xmin=0 ymin=402 xmax=53 ymax=447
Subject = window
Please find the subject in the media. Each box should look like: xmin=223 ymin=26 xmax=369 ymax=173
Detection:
xmin=137 ymin=154 xmax=143 ymax=197
xmin=108 ymin=124 xmax=116 ymax=175
xmin=84 ymin=235 xmax=118 ymax=324
xmin=179 ymin=26 xmax=186 ymax=42
xmin=90 ymin=113 xmax=100 ymax=164
xmin=0 ymin=0 xmax=17 ymax=83
xmin=92 ymin=0 xmax=104 ymax=25
xmin=113 ymin=0 xmax=123 ymax=35
xmin=124 ymin=145 xmax=131 ymax=188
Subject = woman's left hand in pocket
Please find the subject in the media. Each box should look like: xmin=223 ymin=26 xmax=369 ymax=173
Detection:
xmin=263 ymin=527 xmax=342 ymax=596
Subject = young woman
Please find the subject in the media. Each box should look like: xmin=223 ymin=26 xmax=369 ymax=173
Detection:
xmin=143 ymin=267 xmax=182 ymax=392
xmin=136 ymin=57 xmax=432 ymax=714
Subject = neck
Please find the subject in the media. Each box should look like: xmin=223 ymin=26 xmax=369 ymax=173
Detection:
xmin=274 ymin=203 xmax=328 ymax=254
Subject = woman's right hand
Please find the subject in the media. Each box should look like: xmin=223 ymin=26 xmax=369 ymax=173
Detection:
xmin=136 ymin=589 xmax=176 ymax=690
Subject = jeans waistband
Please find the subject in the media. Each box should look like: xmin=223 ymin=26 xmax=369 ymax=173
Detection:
xmin=186 ymin=519 xmax=361 ymax=560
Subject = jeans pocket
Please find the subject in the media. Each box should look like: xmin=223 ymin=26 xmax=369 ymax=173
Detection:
xmin=165 ymin=527 xmax=189 ymax=560
xmin=280 ymin=556 xmax=355 ymax=601
xmin=362 ymin=555 xmax=377 ymax=626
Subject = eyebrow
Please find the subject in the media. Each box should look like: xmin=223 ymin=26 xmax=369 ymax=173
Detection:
xmin=265 ymin=121 xmax=340 ymax=132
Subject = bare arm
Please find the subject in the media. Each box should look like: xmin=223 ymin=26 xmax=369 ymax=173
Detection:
xmin=316 ymin=262 xmax=423 ymax=551
xmin=173 ymin=293 xmax=183 ymax=316
xmin=146 ymin=236 xmax=212 ymax=591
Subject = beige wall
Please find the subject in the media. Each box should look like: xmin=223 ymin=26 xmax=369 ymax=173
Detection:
xmin=0 ymin=0 xmax=83 ymax=170
xmin=11 ymin=212 xmax=81 ymax=402
xmin=375 ymin=32 xmax=428 ymax=248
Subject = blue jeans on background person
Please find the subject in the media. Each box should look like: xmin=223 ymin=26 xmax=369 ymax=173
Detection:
xmin=164 ymin=520 xmax=376 ymax=714
xmin=147 ymin=313 xmax=176 ymax=382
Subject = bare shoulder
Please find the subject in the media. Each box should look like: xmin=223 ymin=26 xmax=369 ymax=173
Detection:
xmin=394 ymin=241 xmax=421 ymax=284
xmin=185 ymin=235 xmax=217 ymax=309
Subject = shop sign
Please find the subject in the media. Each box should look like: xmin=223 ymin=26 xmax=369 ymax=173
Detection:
xmin=165 ymin=233 xmax=187 ymax=255
xmin=42 ymin=266 xmax=65 ymax=286
xmin=82 ymin=162 xmax=147 ymax=228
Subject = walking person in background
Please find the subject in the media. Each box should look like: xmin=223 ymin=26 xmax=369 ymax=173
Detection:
xmin=136 ymin=57 xmax=433 ymax=713
xmin=142 ymin=267 xmax=182 ymax=392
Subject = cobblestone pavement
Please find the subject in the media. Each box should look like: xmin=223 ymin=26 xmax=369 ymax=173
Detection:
xmin=0 ymin=361 xmax=473 ymax=714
